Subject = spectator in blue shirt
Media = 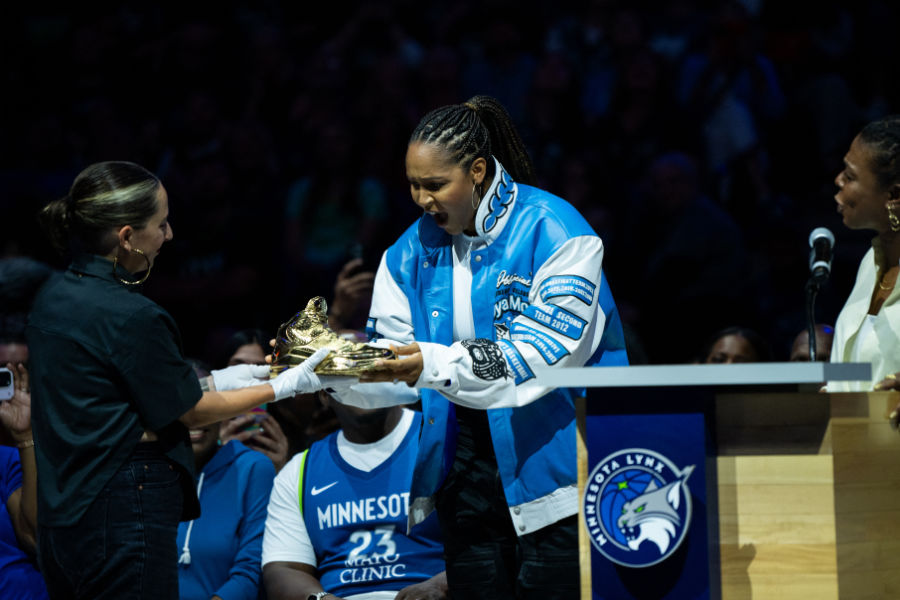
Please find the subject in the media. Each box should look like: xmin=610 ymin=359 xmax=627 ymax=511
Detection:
xmin=1 ymin=363 xmax=49 ymax=600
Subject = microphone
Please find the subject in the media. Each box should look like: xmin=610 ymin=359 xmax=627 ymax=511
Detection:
xmin=808 ymin=227 xmax=835 ymax=284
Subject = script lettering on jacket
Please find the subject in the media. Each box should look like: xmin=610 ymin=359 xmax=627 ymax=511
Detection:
xmin=493 ymin=271 xmax=533 ymax=321
xmin=496 ymin=270 xmax=532 ymax=288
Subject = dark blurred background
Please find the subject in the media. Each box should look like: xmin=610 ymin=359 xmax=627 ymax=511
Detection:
xmin=1 ymin=0 xmax=896 ymax=366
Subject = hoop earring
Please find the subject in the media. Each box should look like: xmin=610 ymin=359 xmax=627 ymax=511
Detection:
xmin=113 ymin=248 xmax=152 ymax=286
xmin=889 ymin=204 xmax=900 ymax=232
xmin=472 ymin=182 xmax=485 ymax=211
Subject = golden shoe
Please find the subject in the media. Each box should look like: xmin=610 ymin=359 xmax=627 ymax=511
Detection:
xmin=269 ymin=296 xmax=394 ymax=377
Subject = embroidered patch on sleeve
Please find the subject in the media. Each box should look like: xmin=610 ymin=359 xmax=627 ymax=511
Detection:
xmin=497 ymin=340 xmax=535 ymax=385
xmin=510 ymin=322 xmax=570 ymax=365
xmin=461 ymin=338 xmax=509 ymax=381
xmin=522 ymin=304 xmax=586 ymax=340
xmin=538 ymin=275 xmax=596 ymax=305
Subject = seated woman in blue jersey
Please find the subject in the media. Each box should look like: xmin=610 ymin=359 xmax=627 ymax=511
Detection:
xmin=176 ymin=360 xmax=276 ymax=600
xmin=261 ymin=384 xmax=447 ymax=600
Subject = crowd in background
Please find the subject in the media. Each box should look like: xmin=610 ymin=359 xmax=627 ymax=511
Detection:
xmin=2 ymin=0 xmax=898 ymax=366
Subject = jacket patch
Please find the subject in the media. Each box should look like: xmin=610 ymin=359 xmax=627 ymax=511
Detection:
xmin=522 ymin=304 xmax=586 ymax=340
xmin=510 ymin=323 xmax=570 ymax=365
xmin=538 ymin=275 xmax=596 ymax=305
xmin=461 ymin=338 xmax=508 ymax=381
xmin=493 ymin=270 xmax=533 ymax=334
xmin=497 ymin=340 xmax=534 ymax=385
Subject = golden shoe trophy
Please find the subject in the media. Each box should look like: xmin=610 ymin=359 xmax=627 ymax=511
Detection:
xmin=269 ymin=296 xmax=395 ymax=377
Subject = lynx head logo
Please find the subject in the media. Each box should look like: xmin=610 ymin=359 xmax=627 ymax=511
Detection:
xmin=618 ymin=468 xmax=693 ymax=554
xmin=582 ymin=448 xmax=695 ymax=568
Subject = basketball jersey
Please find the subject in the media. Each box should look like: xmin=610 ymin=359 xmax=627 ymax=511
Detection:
xmin=299 ymin=412 xmax=445 ymax=597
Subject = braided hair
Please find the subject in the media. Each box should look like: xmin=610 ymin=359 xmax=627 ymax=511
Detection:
xmin=409 ymin=95 xmax=536 ymax=185
xmin=858 ymin=115 xmax=900 ymax=190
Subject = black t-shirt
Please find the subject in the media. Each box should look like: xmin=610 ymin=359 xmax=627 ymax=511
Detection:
xmin=27 ymin=253 xmax=202 ymax=526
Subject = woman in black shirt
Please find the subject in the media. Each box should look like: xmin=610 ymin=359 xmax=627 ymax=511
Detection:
xmin=27 ymin=161 xmax=328 ymax=600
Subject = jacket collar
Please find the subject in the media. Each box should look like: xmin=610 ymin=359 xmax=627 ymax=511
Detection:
xmin=472 ymin=156 xmax=517 ymax=241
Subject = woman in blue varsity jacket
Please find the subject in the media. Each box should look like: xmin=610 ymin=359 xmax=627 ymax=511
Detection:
xmin=355 ymin=95 xmax=630 ymax=599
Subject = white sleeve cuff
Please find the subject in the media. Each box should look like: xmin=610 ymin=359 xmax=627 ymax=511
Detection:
xmin=415 ymin=341 xmax=462 ymax=393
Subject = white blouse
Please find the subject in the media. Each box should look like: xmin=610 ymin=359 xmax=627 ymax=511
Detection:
xmin=828 ymin=242 xmax=900 ymax=391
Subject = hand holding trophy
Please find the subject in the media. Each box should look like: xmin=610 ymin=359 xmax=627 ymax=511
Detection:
xmin=269 ymin=296 xmax=396 ymax=378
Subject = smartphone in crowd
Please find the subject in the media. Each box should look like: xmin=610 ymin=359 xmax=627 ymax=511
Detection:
xmin=241 ymin=404 xmax=267 ymax=432
xmin=0 ymin=368 xmax=13 ymax=401
xmin=346 ymin=242 xmax=378 ymax=274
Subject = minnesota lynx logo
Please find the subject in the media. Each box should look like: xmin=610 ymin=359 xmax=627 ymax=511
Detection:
xmin=583 ymin=448 xmax=695 ymax=568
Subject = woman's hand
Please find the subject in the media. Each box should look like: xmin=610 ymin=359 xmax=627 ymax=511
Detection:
xmin=248 ymin=414 xmax=290 ymax=472
xmin=0 ymin=363 xmax=33 ymax=443
xmin=329 ymin=258 xmax=375 ymax=331
xmin=359 ymin=343 xmax=423 ymax=387
xmin=270 ymin=348 xmax=330 ymax=399
xmin=876 ymin=372 xmax=900 ymax=431
xmin=209 ymin=363 xmax=270 ymax=391
xmin=874 ymin=372 xmax=900 ymax=392
xmin=219 ymin=413 xmax=290 ymax=472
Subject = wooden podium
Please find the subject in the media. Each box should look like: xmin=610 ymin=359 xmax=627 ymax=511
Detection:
xmin=537 ymin=362 xmax=900 ymax=599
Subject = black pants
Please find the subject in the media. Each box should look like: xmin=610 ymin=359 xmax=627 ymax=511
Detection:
xmin=435 ymin=407 xmax=579 ymax=599
xmin=38 ymin=443 xmax=184 ymax=600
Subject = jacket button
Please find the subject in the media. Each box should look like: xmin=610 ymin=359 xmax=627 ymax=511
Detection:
xmin=475 ymin=255 xmax=482 ymax=262
xmin=423 ymin=261 xmax=429 ymax=268
xmin=431 ymin=310 xmax=438 ymax=318
xmin=428 ymin=418 xmax=435 ymax=425
xmin=513 ymin=507 xmax=521 ymax=515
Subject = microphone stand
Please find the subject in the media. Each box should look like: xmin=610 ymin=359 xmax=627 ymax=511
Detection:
xmin=805 ymin=277 xmax=819 ymax=362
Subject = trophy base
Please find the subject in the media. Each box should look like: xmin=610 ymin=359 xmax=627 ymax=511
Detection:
xmin=269 ymin=348 xmax=393 ymax=378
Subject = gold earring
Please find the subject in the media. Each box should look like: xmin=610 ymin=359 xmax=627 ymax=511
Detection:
xmin=889 ymin=204 xmax=900 ymax=232
xmin=113 ymin=248 xmax=152 ymax=286
xmin=472 ymin=182 xmax=480 ymax=210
